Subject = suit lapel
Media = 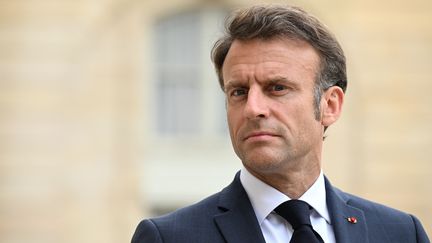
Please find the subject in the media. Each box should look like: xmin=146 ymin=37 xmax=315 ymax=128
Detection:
xmin=214 ymin=173 xmax=370 ymax=243
xmin=214 ymin=172 xmax=266 ymax=243
xmin=325 ymin=177 xmax=369 ymax=243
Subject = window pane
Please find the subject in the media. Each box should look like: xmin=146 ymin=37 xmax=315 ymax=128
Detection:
xmin=154 ymin=11 xmax=202 ymax=136
xmin=156 ymin=71 xmax=201 ymax=135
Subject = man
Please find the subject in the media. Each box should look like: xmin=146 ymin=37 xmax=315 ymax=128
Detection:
xmin=132 ymin=5 xmax=429 ymax=243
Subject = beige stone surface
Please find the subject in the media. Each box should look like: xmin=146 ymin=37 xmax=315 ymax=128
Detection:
xmin=0 ymin=0 xmax=431 ymax=242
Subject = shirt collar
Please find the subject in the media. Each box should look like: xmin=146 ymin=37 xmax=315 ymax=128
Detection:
xmin=298 ymin=170 xmax=331 ymax=224
xmin=240 ymin=167 xmax=331 ymax=225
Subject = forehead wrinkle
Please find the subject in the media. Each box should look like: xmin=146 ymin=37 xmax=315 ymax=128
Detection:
xmin=227 ymin=53 xmax=318 ymax=79
xmin=226 ymin=60 xmax=284 ymax=78
xmin=222 ymin=38 xmax=320 ymax=89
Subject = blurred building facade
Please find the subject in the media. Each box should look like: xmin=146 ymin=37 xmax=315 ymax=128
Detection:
xmin=0 ymin=0 xmax=431 ymax=242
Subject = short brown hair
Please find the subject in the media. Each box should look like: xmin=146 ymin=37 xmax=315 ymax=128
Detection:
xmin=211 ymin=5 xmax=347 ymax=118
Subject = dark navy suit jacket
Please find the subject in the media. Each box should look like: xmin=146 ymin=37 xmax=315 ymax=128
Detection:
xmin=132 ymin=173 xmax=430 ymax=243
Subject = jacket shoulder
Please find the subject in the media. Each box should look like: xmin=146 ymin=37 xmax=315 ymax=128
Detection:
xmin=132 ymin=191 xmax=226 ymax=243
xmin=154 ymin=191 xmax=222 ymax=225
xmin=333 ymin=187 xmax=430 ymax=242
xmin=340 ymin=189 xmax=412 ymax=220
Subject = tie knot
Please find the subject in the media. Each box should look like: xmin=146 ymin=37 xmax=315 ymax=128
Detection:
xmin=275 ymin=200 xmax=311 ymax=230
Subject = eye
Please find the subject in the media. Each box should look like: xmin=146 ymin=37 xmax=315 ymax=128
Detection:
xmin=230 ymin=88 xmax=248 ymax=97
xmin=270 ymin=84 xmax=287 ymax=92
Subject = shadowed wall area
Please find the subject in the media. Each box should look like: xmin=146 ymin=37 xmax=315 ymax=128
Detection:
xmin=0 ymin=0 xmax=431 ymax=242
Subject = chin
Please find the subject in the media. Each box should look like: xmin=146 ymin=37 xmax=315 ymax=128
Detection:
xmin=242 ymin=154 xmax=285 ymax=173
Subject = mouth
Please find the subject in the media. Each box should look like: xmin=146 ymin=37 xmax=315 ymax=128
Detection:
xmin=243 ymin=131 xmax=279 ymax=141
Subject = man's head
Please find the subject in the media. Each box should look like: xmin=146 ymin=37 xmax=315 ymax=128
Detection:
xmin=212 ymin=5 xmax=347 ymax=119
xmin=211 ymin=5 xmax=346 ymax=179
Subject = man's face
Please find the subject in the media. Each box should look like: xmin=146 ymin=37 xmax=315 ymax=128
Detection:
xmin=222 ymin=38 xmax=325 ymax=176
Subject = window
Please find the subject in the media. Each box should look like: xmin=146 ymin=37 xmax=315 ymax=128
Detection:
xmin=153 ymin=9 xmax=227 ymax=137
xmin=144 ymin=8 xmax=237 ymax=212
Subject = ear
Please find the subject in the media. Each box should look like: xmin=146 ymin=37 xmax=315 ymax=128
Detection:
xmin=321 ymin=86 xmax=344 ymax=127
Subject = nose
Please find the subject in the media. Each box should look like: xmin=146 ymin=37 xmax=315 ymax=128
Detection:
xmin=244 ymin=87 xmax=269 ymax=119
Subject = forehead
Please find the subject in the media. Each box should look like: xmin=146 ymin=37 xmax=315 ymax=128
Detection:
xmin=222 ymin=38 xmax=320 ymax=84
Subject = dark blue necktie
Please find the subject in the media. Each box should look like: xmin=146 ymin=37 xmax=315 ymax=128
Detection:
xmin=275 ymin=200 xmax=324 ymax=243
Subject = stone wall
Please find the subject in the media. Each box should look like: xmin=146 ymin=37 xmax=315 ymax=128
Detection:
xmin=0 ymin=0 xmax=430 ymax=242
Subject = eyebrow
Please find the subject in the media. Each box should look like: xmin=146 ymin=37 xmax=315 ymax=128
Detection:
xmin=224 ymin=80 xmax=241 ymax=92
xmin=224 ymin=76 xmax=297 ymax=92
xmin=267 ymin=76 xmax=293 ymax=84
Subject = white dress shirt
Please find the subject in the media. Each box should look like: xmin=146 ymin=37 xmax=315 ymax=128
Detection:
xmin=240 ymin=167 xmax=336 ymax=243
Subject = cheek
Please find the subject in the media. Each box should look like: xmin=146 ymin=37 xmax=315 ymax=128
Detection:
xmin=227 ymin=109 xmax=247 ymax=143
xmin=276 ymin=101 xmax=316 ymax=127
xmin=227 ymin=110 xmax=239 ymax=135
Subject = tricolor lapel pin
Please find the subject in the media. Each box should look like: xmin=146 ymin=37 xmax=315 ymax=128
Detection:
xmin=347 ymin=216 xmax=358 ymax=224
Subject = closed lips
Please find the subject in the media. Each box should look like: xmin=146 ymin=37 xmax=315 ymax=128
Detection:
xmin=243 ymin=132 xmax=279 ymax=141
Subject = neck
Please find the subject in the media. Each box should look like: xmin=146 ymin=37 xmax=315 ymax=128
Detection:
xmin=245 ymin=157 xmax=321 ymax=199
